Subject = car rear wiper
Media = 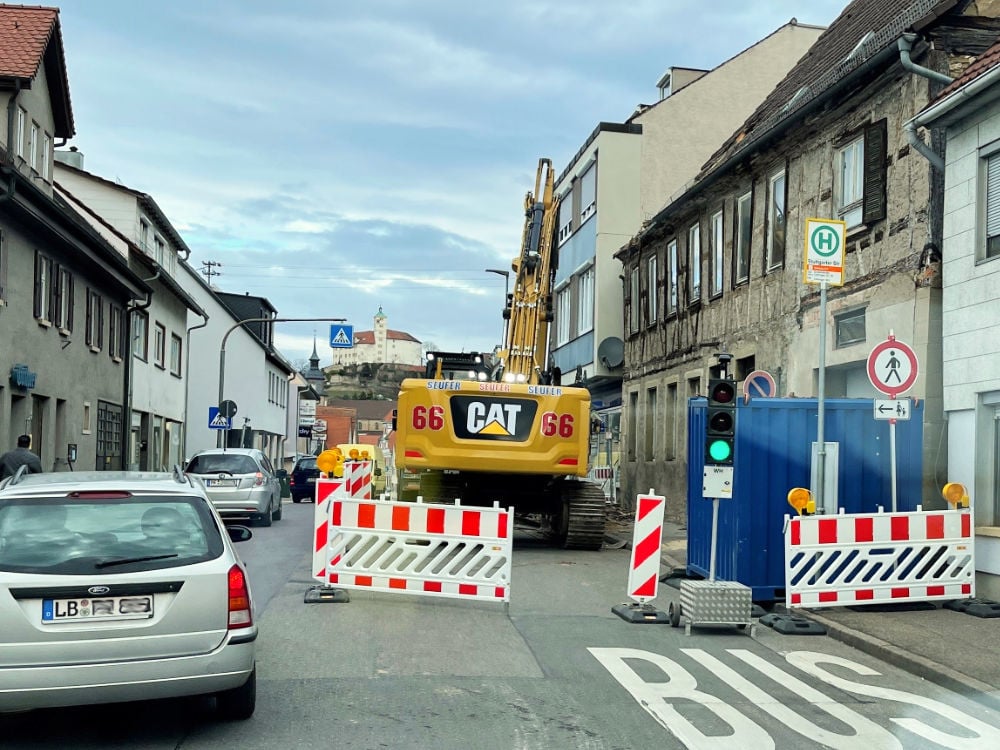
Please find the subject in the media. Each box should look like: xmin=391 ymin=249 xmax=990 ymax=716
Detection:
xmin=95 ymin=554 xmax=179 ymax=569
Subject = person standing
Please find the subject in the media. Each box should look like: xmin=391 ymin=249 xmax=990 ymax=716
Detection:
xmin=0 ymin=434 xmax=43 ymax=479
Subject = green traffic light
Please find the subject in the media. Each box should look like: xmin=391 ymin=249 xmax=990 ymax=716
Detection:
xmin=708 ymin=439 xmax=732 ymax=462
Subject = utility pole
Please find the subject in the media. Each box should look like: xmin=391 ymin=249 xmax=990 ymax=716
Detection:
xmin=200 ymin=260 xmax=222 ymax=284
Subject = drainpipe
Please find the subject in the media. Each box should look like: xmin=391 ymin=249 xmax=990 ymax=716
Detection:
xmin=899 ymin=34 xmax=951 ymax=171
xmin=122 ymin=269 xmax=158 ymax=469
xmin=182 ymin=312 xmax=210 ymax=461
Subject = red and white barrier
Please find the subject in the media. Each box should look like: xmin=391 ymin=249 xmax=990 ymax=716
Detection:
xmin=322 ymin=497 xmax=514 ymax=603
xmin=344 ymin=460 xmax=372 ymax=500
xmin=626 ymin=491 xmax=666 ymax=602
xmin=784 ymin=507 xmax=975 ymax=608
xmin=313 ymin=478 xmax=344 ymax=581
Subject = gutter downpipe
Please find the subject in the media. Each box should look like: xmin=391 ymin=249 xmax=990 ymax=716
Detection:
xmin=122 ymin=269 xmax=158 ymax=469
xmin=899 ymin=33 xmax=951 ymax=172
xmin=182 ymin=313 xmax=210 ymax=461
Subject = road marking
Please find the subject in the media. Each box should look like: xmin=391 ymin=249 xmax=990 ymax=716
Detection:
xmin=589 ymin=647 xmax=1000 ymax=749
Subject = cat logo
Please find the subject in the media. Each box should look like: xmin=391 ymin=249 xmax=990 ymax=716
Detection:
xmin=450 ymin=396 xmax=536 ymax=441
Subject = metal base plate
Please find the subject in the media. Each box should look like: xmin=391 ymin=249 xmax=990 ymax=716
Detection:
xmin=304 ymin=586 xmax=351 ymax=604
xmin=612 ymin=602 xmax=670 ymax=624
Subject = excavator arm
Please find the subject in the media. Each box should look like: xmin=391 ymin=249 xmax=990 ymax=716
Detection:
xmin=498 ymin=158 xmax=560 ymax=385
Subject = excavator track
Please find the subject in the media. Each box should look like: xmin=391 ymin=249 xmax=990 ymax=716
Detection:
xmin=560 ymin=482 xmax=607 ymax=550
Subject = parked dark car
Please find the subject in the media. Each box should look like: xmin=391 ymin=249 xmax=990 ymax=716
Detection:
xmin=289 ymin=456 xmax=320 ymax=503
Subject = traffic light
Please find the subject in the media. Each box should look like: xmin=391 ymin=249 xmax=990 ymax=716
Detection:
xmin=705 ymin=378 xmax=736 ymax=466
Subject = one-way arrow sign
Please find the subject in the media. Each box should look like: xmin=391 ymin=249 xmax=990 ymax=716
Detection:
xmin=873 ymin=398 xmax=910 ymax=421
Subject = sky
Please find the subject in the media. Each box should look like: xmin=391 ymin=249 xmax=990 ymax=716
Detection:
xmin=51 ymin=0 xmax=848 ymax=369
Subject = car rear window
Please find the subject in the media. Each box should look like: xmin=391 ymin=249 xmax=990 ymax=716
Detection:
xmin=186 ymin=454 xmax=259 ymax=475
xmin=296 ymin=458 xmax=317 ymax=471
xmin=0 ymin=495 xmax=224 ymax=575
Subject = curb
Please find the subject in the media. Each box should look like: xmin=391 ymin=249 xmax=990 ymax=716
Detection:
xmin=787 ymin=607 xmax=1000 ymax=714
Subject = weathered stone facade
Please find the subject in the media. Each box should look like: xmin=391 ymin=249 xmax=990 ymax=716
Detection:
xmin=616 ymin=3 xmax=1000 ymax=522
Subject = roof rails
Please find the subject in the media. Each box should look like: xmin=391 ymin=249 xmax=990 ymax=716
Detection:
xmin=172 ymin=464 xmax=189 ymax=485
xmin=8 ymin=465 xmax=30 ymax=486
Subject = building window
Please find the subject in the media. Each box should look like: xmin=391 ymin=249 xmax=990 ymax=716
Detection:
xmin=667 ymin=240 xmax=678 ymax=314
xmin=133 ymin=311 xmax=149 ymax=361
xmin=139 ymin=219 xmax=150 ymax=254
xmin=577 ymin=266 xmax=594 ymax=334
xmin=688 ymin=222 xmax=701 ymax=303
xmin=154 ymin=322 xmax=166 ymax=367
xmin=766 ymin=169 xmax=786 ymax=270
xmin=835 ymin=307 xmax=866 ymax=348
xmin=170 ymin=334 xmax=183 ymax=376
xmin=56 ymin=267 xmax=73 ymax=332
xmin=627 ymin=390 xmax=638 ymax=461
xmin=580 ymin=164 xmax=596 ymax=224
xmin=838 ymin=138 xmax=864 ymax=228
xmin=41 ymin=132 xmax=51 ymax=181
xmin=82 ymin=401 xmax=92 ymax=435
xmin=982 ymin=150 xmax=1000 ymax=261
xmin=109 ymin=306 xmax=125 ymax=360
xmin=646 ymin=255 xmax=658 ymax=325
xmin=85 ymin=289 xmax=104 ymax=350
xmin=710 ymin=209 xmax=724 ymax=297
xmin=15 ymin=107 xmax=26 ymax=158
xmin=665 ymin=382 xmax=678 ymax=460
xmin=557 ymin=193 xmax=572 ymax=245
xmin=154 ymin=236 xmax=165 ymax=265
xmin=735 ymin=191 xmax=752 ymax=284
xmin=556 ymin=286 xmax=571 ymax=345
xmin=29 ymin=122 xmax=39 ymax=172
xmin=628 ymin=267 xmax=640 ymax=334
xmin=645 ymin=387 xmax=657 ymax=460
xmin=33 ymin=251 xmax=53 ymax=322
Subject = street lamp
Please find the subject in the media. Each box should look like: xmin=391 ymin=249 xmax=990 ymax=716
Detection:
xmin=485 ymin=268 xmax=510 ymax=346
xmin=217 ymin=316 xmax=346 ymax=448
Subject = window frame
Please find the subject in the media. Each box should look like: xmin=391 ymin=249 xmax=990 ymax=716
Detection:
xmin=710 ymin=209 xmax=724 ymax=297
xmin=555 ymin=285 xmax=571 ymax=345
xmin=133 ymin=311 xmax=149 ymax=362
xmin=735 ymin=191 xmax=752 ymax=285
xmin=688 ymin=221 xmax=701 ymax=304
xmin=15 ymin=107 xmax=26 ymax=159
xmin=667 ymin=239 xmax=679 ymax=315
xmin=154 ymin=322 xmax=167 ymax=368
xmin=557 ymin=192 xmax=573 ymax=245
xmin=29 ymin=121 xmax=39 ymax=173
xmin=56 ymin=266 xmax=73 ymax=333
xmin=837 ymin=136 xmax=865 ymax=228
xmin=170 ymin=333 xmax=183 ymax=376
xmin=579 ymin=163 xmax=597 ymax=225
xmin=33 ymin=250 xmax=53 ymax=323
xmin=577 ymin=265 xmax=594 ymax=334
xmin=835 ymin=307 xmax=866 ymax=348
xmin=628 ymin=267 xmax=640 ymax=335
xmin=85 ymin=289 xmax=104 ymax=351
xmin=765 ymin=168 xmax=787 ymax=272
xmin=980 ymin=144 xmax=1000 ymax=263
xmin=646 ymin=254 xmax=658 ymax=326
xmin=109 ymin=306 xmax=125 ymax=361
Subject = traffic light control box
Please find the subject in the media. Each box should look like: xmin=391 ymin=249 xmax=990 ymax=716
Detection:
xmin=686 ymin=397 xmax=924 ymax=602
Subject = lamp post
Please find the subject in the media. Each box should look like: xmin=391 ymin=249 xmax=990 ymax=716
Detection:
xmin=485 ymin=268 xmax=510 ymax=347
xmin=217 ymin=316 xmax=346 ymax=448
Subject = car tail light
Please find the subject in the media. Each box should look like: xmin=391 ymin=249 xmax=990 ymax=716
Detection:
xmin=253 ymin=472 xmax=264 ymax=487
xmin=228 ymin=565 xmax=253 ymax=629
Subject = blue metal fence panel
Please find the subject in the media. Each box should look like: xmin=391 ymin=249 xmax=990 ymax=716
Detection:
xmin=686 ymin=397 xmax=925 ymax=601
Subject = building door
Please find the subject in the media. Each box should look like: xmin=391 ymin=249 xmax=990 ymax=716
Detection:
xmin=97 ymin=400 xmax=123 ymax=470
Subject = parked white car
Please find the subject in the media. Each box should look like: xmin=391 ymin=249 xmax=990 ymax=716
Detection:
xmin=0 ymin=469 xmax=257 ymax=718
xmin=184 ymin=448 xmax=282 ymax=526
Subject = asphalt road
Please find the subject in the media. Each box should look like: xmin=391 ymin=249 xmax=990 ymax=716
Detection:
xmin=5 ymin=499 xmax=1000 ymax=749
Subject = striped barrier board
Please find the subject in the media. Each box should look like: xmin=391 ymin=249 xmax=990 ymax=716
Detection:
xmin=324 ymin=496 xmax=514 ymax=603
xmin=312 ymin=478 xmax=344 ymax=581
xmin=784 ymin=507 xmax=975 ymax=608
xmin=626 ymin=492 xmax=666 ymax=602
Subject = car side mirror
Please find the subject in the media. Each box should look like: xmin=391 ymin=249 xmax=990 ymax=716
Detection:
xmin=227 ymin=525 xmax=253 ymax=543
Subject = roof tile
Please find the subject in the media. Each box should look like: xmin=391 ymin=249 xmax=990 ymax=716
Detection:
xmin=0 ymin=4 xmax=58 ymax=79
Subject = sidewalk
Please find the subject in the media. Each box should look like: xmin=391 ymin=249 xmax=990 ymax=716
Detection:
xmin=606 ymin=510 xmax=1000 ymax=712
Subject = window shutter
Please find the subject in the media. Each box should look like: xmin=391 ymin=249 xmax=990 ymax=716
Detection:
xmin=98 ymin=297 xmax=104 ymax=348
xmin=66 ymin=277 xmax=74 ymax=332
xmin=85 ymin=291 xmax=93 ymax=345
xmin=862 ymin=119 xmax=887 ymax=224
xmin=51 ymin=263 xmax=61 ymax=325
xmin=985 ymin=154 xmax=1000 ymax=240
xmin=33 ymin=251 xmax=42 ymax=318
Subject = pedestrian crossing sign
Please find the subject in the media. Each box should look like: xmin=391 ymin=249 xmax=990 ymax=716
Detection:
xmin=208 ymin=407 xmax=231 ymax=430
xmin=330 ymin=324 xmax=354 ymax=349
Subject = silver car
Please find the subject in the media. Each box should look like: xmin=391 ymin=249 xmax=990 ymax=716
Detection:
xmin=184 ymin=448 xmax=282 ymax=527
xmin=0 ymin=469 xmax=257 ymax=718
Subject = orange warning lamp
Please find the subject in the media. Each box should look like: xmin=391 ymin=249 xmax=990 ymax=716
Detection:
xmin=348 ymin=448 xmax=360 ymax=460
xmin=941 ymin=482 xmax=969 ymax=508
xmin=787 ymin=487 xmax=815 ymax=516
xmin=316 ymin=448 xmax=345 ymax=477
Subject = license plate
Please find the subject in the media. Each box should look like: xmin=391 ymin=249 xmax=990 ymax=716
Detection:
xmin=42 ymin=595 xmax=154 ymax=622
xmin=208 ymin=479 xmax=238 ymax=487
xmin=307 ymin=477 xmax=316 ymax=483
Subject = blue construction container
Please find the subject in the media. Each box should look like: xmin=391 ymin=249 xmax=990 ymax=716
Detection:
xmin=686 ymin=397 xmax=925 ymax=602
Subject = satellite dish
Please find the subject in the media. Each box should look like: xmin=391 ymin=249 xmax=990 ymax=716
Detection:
xmin=597 ymin=337 xmax=624 ymax=369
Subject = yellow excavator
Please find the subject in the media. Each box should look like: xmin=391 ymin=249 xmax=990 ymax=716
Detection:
xmin=393 ymin=159 xmax=606 ymax=549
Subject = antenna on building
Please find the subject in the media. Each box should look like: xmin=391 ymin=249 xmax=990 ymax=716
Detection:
xmin=200 ymin=260 xmax=222 ymax=283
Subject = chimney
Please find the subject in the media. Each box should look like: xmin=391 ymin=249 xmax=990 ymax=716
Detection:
xmin=54 ymin=146 xmax=84 ymax=169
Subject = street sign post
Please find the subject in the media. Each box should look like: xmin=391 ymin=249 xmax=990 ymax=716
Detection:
xmin=866 ymin=332 xmax=920 ymax=511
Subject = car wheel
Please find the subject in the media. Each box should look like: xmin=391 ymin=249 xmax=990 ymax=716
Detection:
xmin=257 ymin=499 xmax=273 ymax=528
xmin=217 ymin=667 xmax=256 ymax=720
xmin=272 ymin=494 xmax=283 ymax=521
